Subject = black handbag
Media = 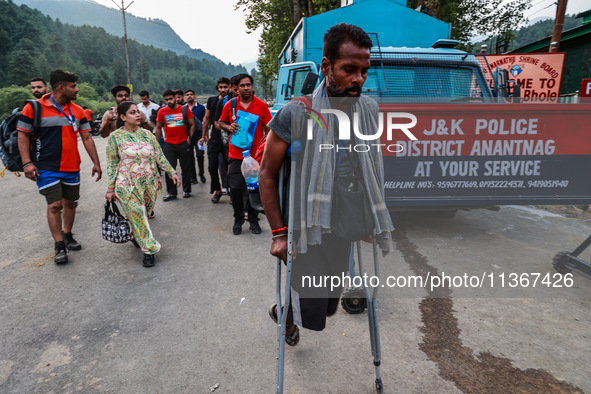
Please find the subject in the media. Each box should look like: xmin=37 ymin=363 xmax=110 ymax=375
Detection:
xmin=331 ymin=149 xmax=374 ymax=242
xmin=102 ymin=201 xmax=132 ymax=243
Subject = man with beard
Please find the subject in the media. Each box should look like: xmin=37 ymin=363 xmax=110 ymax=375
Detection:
xmin=219 ymin=73 xmax=272 ymax=235
xmin=100 ymin=85 xmax=153 ymax=138
xmin=155 ymin=89 xmax=196 ymax=201
xmin=259 ymin=23 xmax=394 ymax=345
xmin=30 ymin=77 xmax=49 ymax=99
xmin=201 ymin=77 xmax=230 ymax=202
xmin=174 ymin=89 xmax=185 ymax=106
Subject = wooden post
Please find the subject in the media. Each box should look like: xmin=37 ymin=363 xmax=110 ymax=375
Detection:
xmin=549 ymin=0 xmax=568 ymax=52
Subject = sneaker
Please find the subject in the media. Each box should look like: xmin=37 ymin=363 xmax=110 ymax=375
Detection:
xmin=143 ymin=253 xmax=155 ymax=267
xmin=249 ymin=221 xmax=262 ymax=234
xmin=62 ymin=232 xmax=81 ymax=251
xmin=54 ymin=241 xmax=68 ymax=264
xmin=233 ymin=219 xmax=244 ymax=235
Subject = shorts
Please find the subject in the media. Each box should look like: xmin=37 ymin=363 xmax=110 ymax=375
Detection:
xmin=37 ymin=170 xmax=80 ymax=204
xmin=290 ymin=233 xmax=351 ymax=331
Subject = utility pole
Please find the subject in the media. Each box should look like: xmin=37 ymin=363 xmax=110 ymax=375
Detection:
xmin=549 ymin=0 xmax=567 ymax=52
xmin=112 ymin=0 xmax=134 ymax=92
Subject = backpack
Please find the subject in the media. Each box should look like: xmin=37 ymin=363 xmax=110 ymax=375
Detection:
xmin=0 ymin=100 xmax=41 ymax=175
xmin=253 ymin=95 xmax=311 ymax=165
xmin=182 ymin=104 xmax=203 ymax=146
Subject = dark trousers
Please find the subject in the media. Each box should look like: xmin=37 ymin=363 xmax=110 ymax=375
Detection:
xmin=228 ymin=158 xmax=258 ymax=222
xmin=207 ymin=137 xmax=228 ymax=194
xmin=163 ymin=141 xmax=192 ymax=195
xmin=189 ymin=145 xmax=205 ymax=180
xmin=291 ymin=233 xmax=351 ymax=331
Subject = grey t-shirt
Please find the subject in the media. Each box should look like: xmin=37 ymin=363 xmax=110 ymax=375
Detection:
xmin=267 ymin=100 xmax=299 ymax=145
xmin=268 ymin=100 xmax=355 ymax=177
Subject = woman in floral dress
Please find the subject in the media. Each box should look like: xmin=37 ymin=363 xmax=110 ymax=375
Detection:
xmin=105 ymin=101 xmax=181 ymax=267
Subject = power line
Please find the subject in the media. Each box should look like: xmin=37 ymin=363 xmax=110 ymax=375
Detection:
xmin=528 ymin=2 xmax=557 ymax=17
xmin=529 ymin=0 xmax=553 ymax=8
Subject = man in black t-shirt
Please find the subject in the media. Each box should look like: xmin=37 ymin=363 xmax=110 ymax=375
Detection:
xmin=200 ymin=77 xmax=230 ymax=202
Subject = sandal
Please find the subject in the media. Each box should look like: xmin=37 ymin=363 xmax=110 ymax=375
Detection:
xmin=211 ymin=192 xmax=222 ymax=204
xmin=268 ymin=304 xmax=300 ymax=346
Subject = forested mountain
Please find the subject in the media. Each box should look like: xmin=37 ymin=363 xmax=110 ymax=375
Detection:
xmin=476 ymin=15 xmax=584 ymax=53
xmin=11 ymin=0 xmax=220 ymax=63
xmin=0 ymin=0 xmax=246 ymax=97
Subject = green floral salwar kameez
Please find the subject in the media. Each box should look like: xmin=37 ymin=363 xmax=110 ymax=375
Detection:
xmin=106 ymin=128 xmax=175 ymax=254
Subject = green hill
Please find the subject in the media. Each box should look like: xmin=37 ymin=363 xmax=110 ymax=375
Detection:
xmin=11 ymin=0 xmax=222 ymax=63
xmin=0 ymin=0 xmax=246 ymax=98
xmin=475 ymin=15 xmax=584 ymax=53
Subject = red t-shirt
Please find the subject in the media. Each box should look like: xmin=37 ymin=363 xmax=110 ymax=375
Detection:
xmin=156 ymin=105 xmax=193 ymax=145
xmin=219 ymin=95 xmax=272 ymax=160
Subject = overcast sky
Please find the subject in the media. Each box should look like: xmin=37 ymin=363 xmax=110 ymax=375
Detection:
xmin=92 ymin=0 xmax=589 ymax=65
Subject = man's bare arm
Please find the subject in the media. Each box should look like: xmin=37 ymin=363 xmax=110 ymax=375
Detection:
xmin=140 ymin=112 xmax=154 ymax=132
xmin=259 ymin=130 xmax=290 ymax=261
xmin=155 ymin=122 xmax=164 ymax=142
xmin=17 ymin=131 xmax=37 ymax=181
xmin=201 ymin=109 xmax=211 ymax=141
xmin=99 ymin=111 xmax=114 ymax=138
xmin=187 ymin=117 xmax=195 ymax=143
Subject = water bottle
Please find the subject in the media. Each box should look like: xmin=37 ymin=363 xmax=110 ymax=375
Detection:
xmin=241 ymin=151 xmax=263 ymax=212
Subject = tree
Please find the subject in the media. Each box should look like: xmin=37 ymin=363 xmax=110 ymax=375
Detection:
xmin=0 ymin=0 xmax=245 ymax=97
xmin=112 ymin=57 xmax=127 ymax=85
xmin=136 ymin=58 xmax=150 ymax=89
xmin=7 ymin=39 xmax=37 ymax=86
xmin=78 ymin=83 xmax=99 ymax=101
xmin=235 ymin=0 xmax=340 ymax=90
xmin=0 ymin=85 xmax=34 ymax=119
xmin=408 ymin=0 xmax=531 ymax=51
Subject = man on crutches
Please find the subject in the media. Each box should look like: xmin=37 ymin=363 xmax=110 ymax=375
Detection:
xmin=259 ymin=23 xmax=394 ymax=390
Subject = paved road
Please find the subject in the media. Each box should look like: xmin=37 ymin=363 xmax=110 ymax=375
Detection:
xmin=1 ymin=136 xmax=590 ymax=393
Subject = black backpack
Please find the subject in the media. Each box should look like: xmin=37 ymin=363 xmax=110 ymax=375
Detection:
xmin=0 ymin=100 xmax=41 ymax=174
xmin=181 ymin=104 xmax=203 ymax=146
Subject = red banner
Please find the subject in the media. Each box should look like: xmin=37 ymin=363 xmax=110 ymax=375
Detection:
xmin=479 ymin=53 xmax=565 ymax=103
xmin=377 ymin=103 xmax=591 ymax=157
xmin=374 ymin=103 xmax=591 ymax=207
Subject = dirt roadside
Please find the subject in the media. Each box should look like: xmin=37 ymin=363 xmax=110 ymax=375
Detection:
xmin=536 ymin=204 xmax=591 ymax=220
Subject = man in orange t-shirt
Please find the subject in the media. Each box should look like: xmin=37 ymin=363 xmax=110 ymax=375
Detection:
xmin=17 ymin=69 xmax=102 ymax=264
